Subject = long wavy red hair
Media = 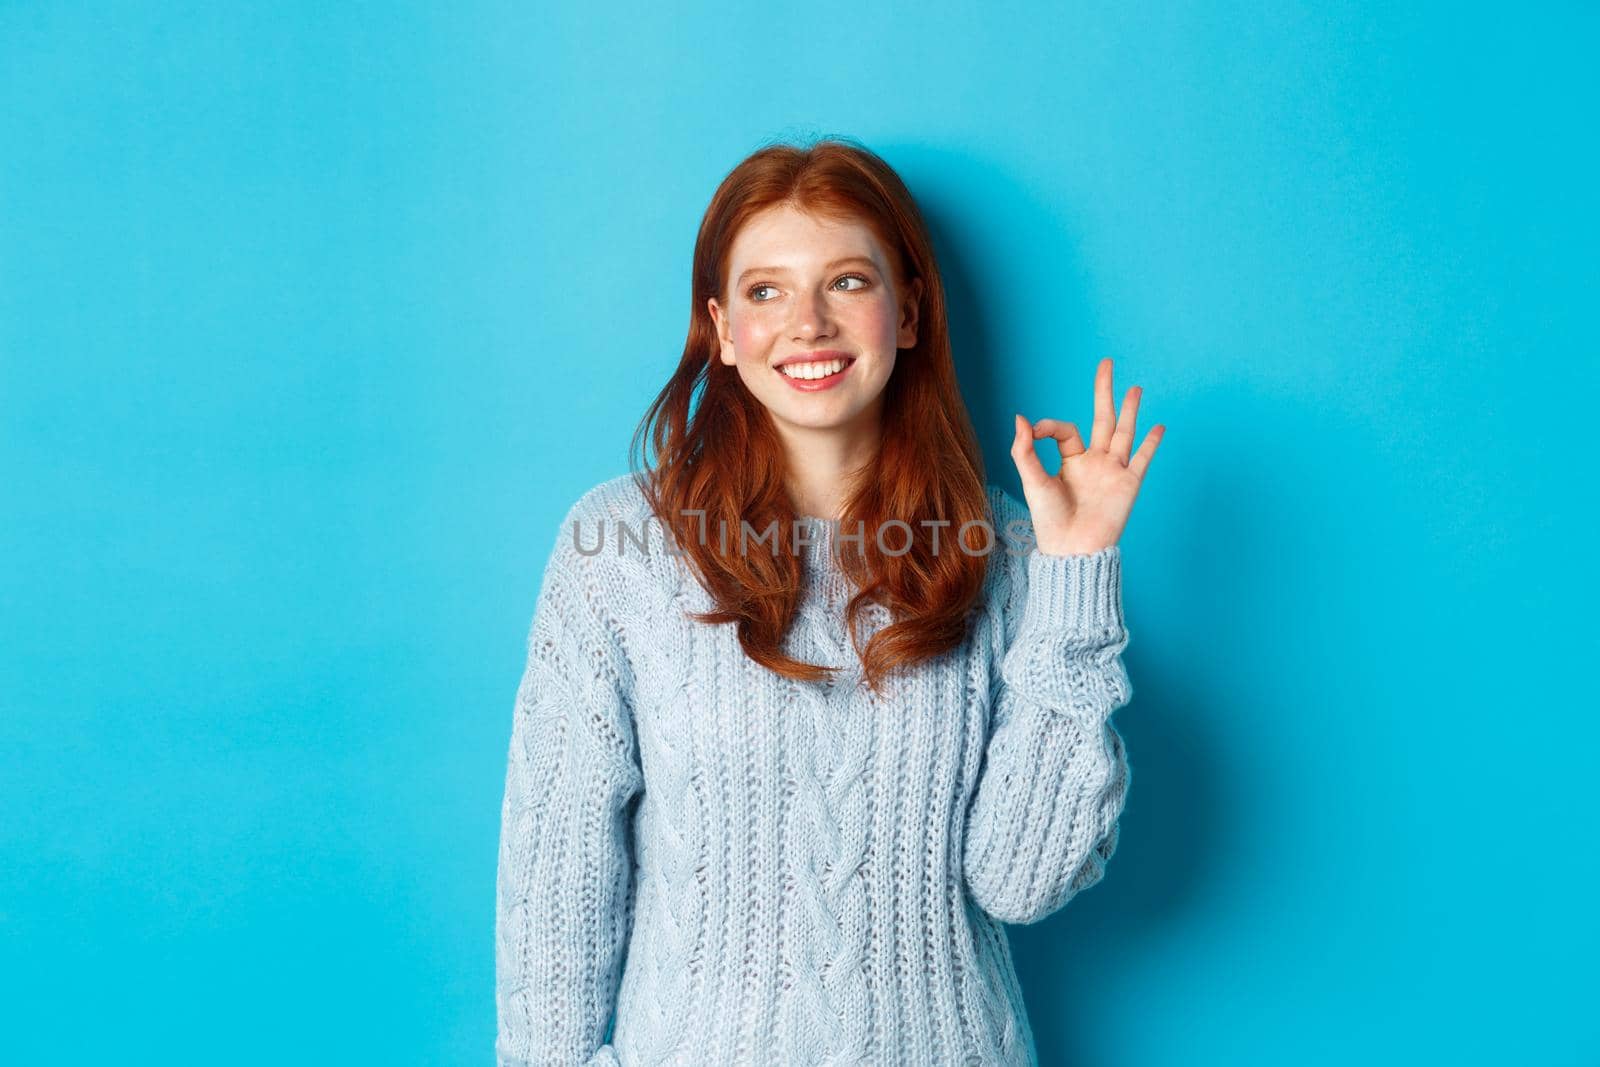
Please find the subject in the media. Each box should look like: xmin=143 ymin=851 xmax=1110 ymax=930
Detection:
xmin=628 ymin=136 xmax=994 ymax=695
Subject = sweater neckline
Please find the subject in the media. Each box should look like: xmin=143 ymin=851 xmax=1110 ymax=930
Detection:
xmin=793 ymin=515 xmax=855 ymax=605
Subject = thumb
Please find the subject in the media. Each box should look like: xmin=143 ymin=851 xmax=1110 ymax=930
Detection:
xmin=1009 ymin=414 xmax=1052 ymax=491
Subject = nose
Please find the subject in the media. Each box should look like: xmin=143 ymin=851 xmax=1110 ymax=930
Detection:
xmin=789 ymin=285 xmax=835 ymax=341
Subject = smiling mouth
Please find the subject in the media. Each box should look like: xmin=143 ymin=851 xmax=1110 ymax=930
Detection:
xmin=776 ymin=356 xmax=855 ymax=381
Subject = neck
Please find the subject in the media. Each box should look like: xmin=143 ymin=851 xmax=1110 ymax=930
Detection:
xmin=772 ymin=404 xmax=882 ymax=520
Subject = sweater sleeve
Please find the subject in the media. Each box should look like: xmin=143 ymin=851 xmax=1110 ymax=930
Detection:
xmin=496 ymin=502 xmax=645 ymax=1067
xmin=961 ymin=529 xmax=1133 ymax=926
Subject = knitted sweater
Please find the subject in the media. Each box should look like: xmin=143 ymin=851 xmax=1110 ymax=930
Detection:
xmin=495 ymin=473 xmax=1133 ymax=1067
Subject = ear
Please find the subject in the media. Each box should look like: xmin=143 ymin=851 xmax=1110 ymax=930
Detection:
xmin=897 ymin=276 xmax=923 ymax=349
xmin=707 ymin=296 xmax=737 ymax=366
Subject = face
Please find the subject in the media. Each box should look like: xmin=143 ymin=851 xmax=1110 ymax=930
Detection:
xmin=707 ymin=202 xmax=921 ymax=444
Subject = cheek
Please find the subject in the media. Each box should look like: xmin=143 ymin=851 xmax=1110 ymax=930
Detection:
xmin=731 ymin=315 xmax=777 ymax=355
xmin=851 ymin=299 xmax=899 ymax=342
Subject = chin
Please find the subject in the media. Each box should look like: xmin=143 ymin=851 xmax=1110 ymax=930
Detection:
xmin=772 ymin=402 xmax=864 ymax=430
xmin=780 ymin=410 xmax=854 ymax=429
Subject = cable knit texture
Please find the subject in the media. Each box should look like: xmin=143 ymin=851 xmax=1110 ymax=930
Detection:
xmin=495 ymin=473 xmax=1133 ymax=1067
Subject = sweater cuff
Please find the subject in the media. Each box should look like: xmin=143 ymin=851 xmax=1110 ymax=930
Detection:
xmin=1014 ymin=545 xmax=1126 ymax=651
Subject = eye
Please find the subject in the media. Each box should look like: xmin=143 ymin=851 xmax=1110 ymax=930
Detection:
xmin=746 ymin=273 xmax=870 ymax=302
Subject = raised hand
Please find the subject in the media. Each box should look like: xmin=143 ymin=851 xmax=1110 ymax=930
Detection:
xmin=1009 ymin=357 xmax=1164 ymax=556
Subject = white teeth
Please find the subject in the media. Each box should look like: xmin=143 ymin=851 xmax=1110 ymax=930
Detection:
xmin=779 ymin=358 xmax=848 ymax=380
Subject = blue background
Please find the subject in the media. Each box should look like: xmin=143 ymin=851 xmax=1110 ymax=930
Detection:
xmin=3 ymin=3 xmax=1595 ymax=1064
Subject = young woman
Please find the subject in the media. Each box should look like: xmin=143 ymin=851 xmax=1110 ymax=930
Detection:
xmin=496 ymin=138 xmax=1163 ymax=1067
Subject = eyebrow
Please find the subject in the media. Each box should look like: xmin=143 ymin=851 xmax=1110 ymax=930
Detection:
xmin=735 ymin=256 xmax=879 ymax=286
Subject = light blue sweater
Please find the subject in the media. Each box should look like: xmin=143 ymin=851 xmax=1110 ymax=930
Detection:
xmin=495 ymin=473 xmax=1133 ymax=1066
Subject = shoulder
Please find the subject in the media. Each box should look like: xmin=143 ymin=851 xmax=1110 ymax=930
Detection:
xmin=981 ymin=484 xmax=1034 ymax=602
xmin=549 ymin=472 xmax=661 ymax=568
xmin=984 ymin=484 xmax=1031 ymax=541
xmin=543 ymin=471 xmax=677 ymax=615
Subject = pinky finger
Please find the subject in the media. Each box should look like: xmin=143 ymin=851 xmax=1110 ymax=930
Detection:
xmin=1128 ymin=425 xmax=1165 ymax=480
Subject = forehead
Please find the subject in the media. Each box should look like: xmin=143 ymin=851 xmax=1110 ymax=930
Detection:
xmin=727 ymin=203 xmax=889 ymax=268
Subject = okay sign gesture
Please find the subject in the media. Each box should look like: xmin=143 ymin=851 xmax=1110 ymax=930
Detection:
xmin=1010 ymin=357 xmax=1165 ymax=557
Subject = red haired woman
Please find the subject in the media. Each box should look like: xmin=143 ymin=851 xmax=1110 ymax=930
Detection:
xmin=496 ymin=137 xmax=1163 ymax=1067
